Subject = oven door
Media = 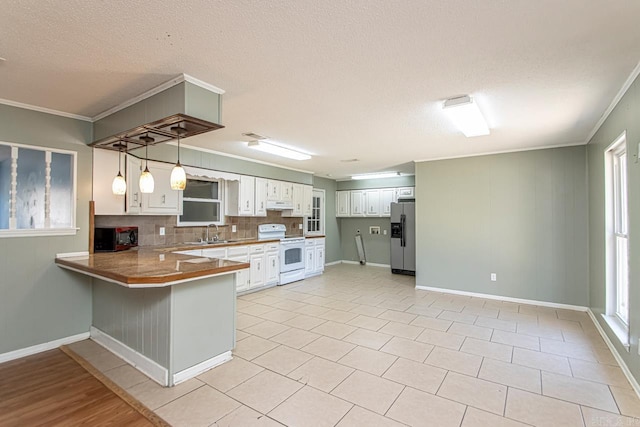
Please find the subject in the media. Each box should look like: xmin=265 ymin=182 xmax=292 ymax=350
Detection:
xmin=280 ymin=242 xmax=304 ymax=273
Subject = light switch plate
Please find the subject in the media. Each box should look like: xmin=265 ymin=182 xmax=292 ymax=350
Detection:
xmin=159 ymin=227 xmax=165 ymax=236
xmin=299 ymin=224 xmax=303 ymax=229
xmin=232 ymin=225 xmax=237 ymax=233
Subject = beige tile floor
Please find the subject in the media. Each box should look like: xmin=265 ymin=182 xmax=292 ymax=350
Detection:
xmin=69 ymin=264 xmax=640 ymax=427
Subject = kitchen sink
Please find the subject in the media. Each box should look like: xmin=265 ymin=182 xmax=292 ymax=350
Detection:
xmin=183 ymin=240 xmax=229 ymax=246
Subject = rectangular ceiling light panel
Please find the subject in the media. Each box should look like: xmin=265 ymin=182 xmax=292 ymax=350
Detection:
xmin=248 ymin=140 xmax=311 ymax=160
xmin=443 ymin=95 xmax=490 ymax=137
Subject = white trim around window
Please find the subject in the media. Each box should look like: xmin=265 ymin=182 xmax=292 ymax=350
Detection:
xmin=0 ymin=141 xmax=78 ymax=238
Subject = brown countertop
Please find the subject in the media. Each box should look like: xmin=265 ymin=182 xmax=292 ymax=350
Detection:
xmin=55 ymin=248 xmax=249 ymax=288
xmin=155 ymin=235 xmax=323 ymax=252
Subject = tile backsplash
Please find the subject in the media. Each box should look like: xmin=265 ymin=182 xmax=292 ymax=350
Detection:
xmin=95 ymin=210 xmax=304 ymax=247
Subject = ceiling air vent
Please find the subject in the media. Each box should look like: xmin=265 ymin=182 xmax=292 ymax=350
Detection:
xmin=242 ymin=132 xmax=268 ymax=140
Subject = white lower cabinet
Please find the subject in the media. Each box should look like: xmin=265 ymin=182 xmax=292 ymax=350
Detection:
xmin=265 ymin=243 xmax=280 ymax=285
xmin=304 ymin=238 xmax=325 ymax=277
xmin=227 ymin=246 xmax=250 ymax=293
xmin=249 ymin=245 xmax=266 ymax=290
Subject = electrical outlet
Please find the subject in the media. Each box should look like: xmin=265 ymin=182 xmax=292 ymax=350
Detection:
xmin=159 ymin=254 xmax=165 ymax=261
xmin=490 ymin=273 xmax=497 ymax=282
xmin=299 ymin=223 xmax=303 ymax=229
xmin=383 ymin=229 xmax=387 ymax=235
xmin=159 ymin=227 xmax=165 ymax=236
xmin=232 ymin=225 xmax=237 ymax=233
xmin=369 ymin=226 xmax=380 ymax=235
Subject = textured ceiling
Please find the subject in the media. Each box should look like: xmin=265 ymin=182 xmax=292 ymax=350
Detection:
xmin=1 ymin=0 xmax=640 ymax=178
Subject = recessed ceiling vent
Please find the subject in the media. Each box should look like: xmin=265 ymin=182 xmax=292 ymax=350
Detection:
xmin=340 ymin=158 xmax=359 ymax=163
xmin=242 ymin=132 xmax=268 ymax=140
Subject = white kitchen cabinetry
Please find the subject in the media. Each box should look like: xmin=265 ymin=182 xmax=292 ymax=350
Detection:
xmin=255 ymin=178 xmax=268 ymax=217
xmin=249 ymin=245 xmax=266 ymax=290
xmin=396 ymin=187 xmax=414 ymax=199
xmin=281 ymin=182 xmax=293 ymax=202
xmin=142 ymin=161 xmax=181 ymax=215
xmin=227 ymin=175 xmax=255 ymax=216
xmin=201 ymin=247 xmax=226 ymax=258
xmin=227 ymin=246 xmax=250 ymax=292
xmin=364 ymin=190 xmax=380 ymax=216
xmin=315 ymin=240 xmax=325 ymax=275
xmin=265 ymin=243 xmax=280 ymax=285
xmin=381 ymin=188 xmax=396 ymax=216
xmin=126 ymin=155 xmax=142 ymax=214
xmin=336 ymin=191 xmax=350 ymax=217
xmin=304 ymin=238 xmax=325 ymax=277
xmin=267 ymin=180 xmax=281 ymax=201
xmin=174 ymin=249 xmax=203 ymax=256
xmin=350 ymin=191 xmax=365 ymax=217
xmin=336 ymin=187 xmax=411 ymax=218
xmin=92 ymin=149 xmax=125 ymax=215
xmin=283 ymin=183 xmax=313 ymax=218
xmin=94 ymin=153 xmax=181 ymax=215
xmin=302 ymin=185 xmax=313 ymax=217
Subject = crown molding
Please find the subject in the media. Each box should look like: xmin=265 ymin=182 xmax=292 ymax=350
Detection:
xmin=0 ymin=98 xmax=92 ymax=122
xmin=586 ymin=60 xmax=640 ymax=144
xmin=414 ymin=141 xmax=587 ymax=163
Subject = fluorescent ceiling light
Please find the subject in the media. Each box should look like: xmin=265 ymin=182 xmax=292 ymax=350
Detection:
xmin=351 ymin=172 xmax=399 ymax=180
xmin=248 ymin=140 xmax=311 ymax=160
xmin=443 ymin=95 xmax=490 ymax=137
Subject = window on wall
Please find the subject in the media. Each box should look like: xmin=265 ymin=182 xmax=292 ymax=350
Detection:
xmin=306 ymin=189 xmax=325 ymax=236
xmin=0 ymin=141 xmax=77 ymax=237
xmin=604 ymin=132 xmax=629 ymax=346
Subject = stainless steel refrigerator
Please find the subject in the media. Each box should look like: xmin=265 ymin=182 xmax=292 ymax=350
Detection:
xmin=390 ymin=202 xmax=416 ymax=275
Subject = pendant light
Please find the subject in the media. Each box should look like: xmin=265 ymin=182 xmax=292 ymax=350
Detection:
xmin=170 ymin=126 xmax=187 ymax=190
xmin=139 ymin=135 xmax=155 ymax=193
xmin=111 ymin=143 xmax=127 ymax=195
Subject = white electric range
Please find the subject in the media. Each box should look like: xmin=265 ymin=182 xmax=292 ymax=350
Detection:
xmin=257 ymin=224 xmax=305 ymax=285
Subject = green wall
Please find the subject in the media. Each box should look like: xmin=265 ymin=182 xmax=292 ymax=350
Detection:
xmin=587 ymin=73 xmax=640 ymax=377
xmin=415 ymin=146 xmax=589 ymax=306
xmin=312 ymin=176 xmax=340 ymax=263
xmin=337 ymin=175 xmax=415 ymax=190
xmin=0 ymin=104 xmax=93 ymax=355
xmin=340 ymin=217 xmax=391 ymax=265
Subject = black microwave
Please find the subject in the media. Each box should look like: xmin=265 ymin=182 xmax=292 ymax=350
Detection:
xmin=94 ymin=227 xmax=138 ymax=252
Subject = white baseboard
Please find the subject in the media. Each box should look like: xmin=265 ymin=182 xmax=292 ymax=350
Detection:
xmin=325 ymin=261 xmax=342 ymax=267
xmin=341 ymin=260 xmax=391 ymax=268
xmin=90 ymin=327 xmax=168 ymax=386
xmin=0 ymin=331 xmax=90 ymax=364
xmin=173 ymin=351 xmax=232 ymax=386
xmin=587 ymin=309 xmax=640 ymax=400
xmin=415 ymin=285 xmax=588 ymax=312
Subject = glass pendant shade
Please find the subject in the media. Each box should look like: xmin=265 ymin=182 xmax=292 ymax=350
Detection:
xmin=170 ymin=163 xmax=186 ymax=190
xmin=139 ymin=166 xmax=155 ymax=193
xmin=112 ymin=145 xmax=127 ymax=195
xmin=112 ymin=172 xmax=127 ymax=195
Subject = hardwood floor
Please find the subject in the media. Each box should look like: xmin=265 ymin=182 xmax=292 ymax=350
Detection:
xmin=0 ymin=349 xmax=154 ymax=426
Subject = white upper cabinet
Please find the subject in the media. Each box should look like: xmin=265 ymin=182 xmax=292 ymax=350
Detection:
xmin=93 ymin=151 xmax=181 ymax=215
xmin=381 ymin=188 xmax=397 ymax=216
xmin=281 ymin=182 xmax=293 ymax=201
xmin=227 ymin=175 xmax=255 ymax=216
xmin=291 ymin=183 xmax=304 ymax=216
xmin=350 ymin=190 xmax=365 ymax=216
xmin=364 ymin=190 xmax=380 ymax=216
xmin=255 ymin=177 xmax=268 ymax=217
xmin=337 ymin=187 xmax=411 ymax=218
xmin=267 ymin=180 xmax=281 ymax=201
xmin=336 ymin=191 xmax=350 ymax=217
xmin=303 ymin=185 xmax=313 ymax=217
xmin=142 ymin=161 xmax=181 ymax=214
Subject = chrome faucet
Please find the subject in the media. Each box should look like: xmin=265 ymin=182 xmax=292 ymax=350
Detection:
xmin=205 ymin=223 xmax=219 ymax=242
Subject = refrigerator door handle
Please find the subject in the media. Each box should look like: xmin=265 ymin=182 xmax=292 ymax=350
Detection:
xmin=401 ymin=214 xmax=406 ymax=247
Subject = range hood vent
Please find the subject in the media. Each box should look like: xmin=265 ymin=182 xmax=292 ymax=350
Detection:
xmin=90 ymin=113 xmax=224 ymax=152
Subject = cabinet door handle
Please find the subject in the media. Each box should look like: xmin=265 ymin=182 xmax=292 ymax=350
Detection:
xmin=272 ymin=259 xmax=275 ymax=267
xmin=134 ymin=192 xmax=139 ymax=203
xmin=261 ymin=202 xmax=264 ymax=209
xmin=162 ymin=194 xmax=166 ymax=204
xmin=246 ymin=200 xmax=249 ymax=209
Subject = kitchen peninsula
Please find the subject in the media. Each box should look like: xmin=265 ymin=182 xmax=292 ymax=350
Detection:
xmin=56 ymin=249 xmax=249 ymax=387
